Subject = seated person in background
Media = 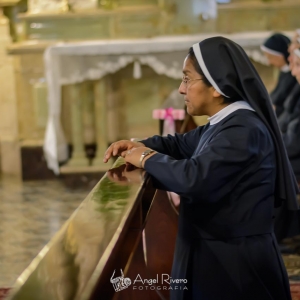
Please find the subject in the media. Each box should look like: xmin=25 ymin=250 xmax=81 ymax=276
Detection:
xmin=288 ymin=29 xmax=300 ymax=69
xmin=278 ymin=29 xmax=300 ymax=136
xmin=292 ymin=47 xmax=300 ymax=87
xmin=278 ymin=30 xmax=300 ymax=180
xmin=283 ymin=47 xmax=300 ymax=181
xmin=291 ymin=29 xmax=300 ymax=48
xmin=273 ymin=45 xmax=300 ymax=249
xmin=105 ymin=36 xmax=299 ymax=300
xmin=277 ymin=83 xmax=300 ymax=179
xmin=261 ymin=33 xmax=297 ymax=117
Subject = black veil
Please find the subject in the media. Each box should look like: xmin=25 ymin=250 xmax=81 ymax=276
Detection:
xmin=193 ymin=36 xmax=299 ymax=210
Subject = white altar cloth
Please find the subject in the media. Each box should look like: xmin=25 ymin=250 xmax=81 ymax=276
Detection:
xmin=43 ymin=31 xmax=285 ymax=174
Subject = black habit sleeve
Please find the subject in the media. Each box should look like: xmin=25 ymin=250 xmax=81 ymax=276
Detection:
xmin=140 ymin=125 xmax=205 ymax=160
xmin=143 ymin=122 xmax=271 ymax=203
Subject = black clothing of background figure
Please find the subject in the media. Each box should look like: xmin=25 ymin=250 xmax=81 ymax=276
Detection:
xmin=271 ymin=74 xmax=298 ymax=117
xmin=273 ymin=84 xmax=300 ymax=243
xmin=261 ymin=33 xmax=297 ymax=117
xmin=278 ymin=84 xmax=300 ymax=179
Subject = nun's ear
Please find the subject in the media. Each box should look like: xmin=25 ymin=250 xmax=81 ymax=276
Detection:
xmin=212 ymin=88 xmax=223 ymax=98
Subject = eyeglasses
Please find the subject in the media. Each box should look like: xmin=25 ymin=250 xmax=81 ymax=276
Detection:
xmin=182 ymin=76 xmax=204 ymax=87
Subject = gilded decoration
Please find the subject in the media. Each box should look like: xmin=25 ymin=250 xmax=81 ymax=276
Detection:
xmin=28 ymin=0 xmax=161 ymax=13
xmin=68 ymin=0 xmax=97 ymax=10
xmin=28 ymin=0 xmax=67 ymax=13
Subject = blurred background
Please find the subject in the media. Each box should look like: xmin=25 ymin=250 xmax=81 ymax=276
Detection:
xmin=1 ymin=0 xmax=300 ymax=181
xmin=1 ymin=0 xmax=300 ymax=298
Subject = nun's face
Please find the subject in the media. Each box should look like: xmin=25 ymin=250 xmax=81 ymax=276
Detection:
xmin=292 ymin=31 xmax=300 ymax=44
xmin=263 ymin=52 xmax=286 ymax=68
xmin=291 ymin=56 xmax=300 ymax=83
xmin=288 ymin=43 xmax=300 ymax=68
xmin=179 ymin=56 xmax=218 ymax=116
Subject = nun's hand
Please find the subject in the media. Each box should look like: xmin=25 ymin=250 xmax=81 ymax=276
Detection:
xmin=124 ymin=147 xmax=156 ymax=168
xmin=103 ymin=140 xmax=144 ymax=163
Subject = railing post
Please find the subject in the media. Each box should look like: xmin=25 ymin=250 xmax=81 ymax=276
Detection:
xmin=92 ymin=79 xmax=110 ymax=169
xmin=82 ymin=81 xmax=96 ymax=146
xmin=65 ymin=83 xmax=89 ymax=167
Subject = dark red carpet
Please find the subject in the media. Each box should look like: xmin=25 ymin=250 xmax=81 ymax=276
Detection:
xmin=0 ymin=288 xmax=10 ymax=300
xmin=291 ymin=282 xmax=300 ymax=300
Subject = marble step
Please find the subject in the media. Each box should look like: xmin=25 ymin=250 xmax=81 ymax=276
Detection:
xmin=216 ymin=0 xmax=300 ymax=33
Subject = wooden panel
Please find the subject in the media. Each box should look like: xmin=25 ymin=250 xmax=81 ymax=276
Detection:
xmin=21 ymin=146 xmax=56 ymax=180
xmin=144 ymin=190 xmax=178 ymax=299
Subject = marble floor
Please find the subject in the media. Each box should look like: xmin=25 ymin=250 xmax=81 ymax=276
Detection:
xmin=0 ymin=176 xmax=89 ymax=288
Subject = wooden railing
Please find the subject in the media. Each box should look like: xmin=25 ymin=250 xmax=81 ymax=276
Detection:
xmin=5 ymin=157 xmax=178 ymax=300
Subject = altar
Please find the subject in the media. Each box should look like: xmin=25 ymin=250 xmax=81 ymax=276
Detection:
xmin=43 ymin=31 xmax=278 ymax=174
xmin=2 ymin=0 xmax=299 ymax=180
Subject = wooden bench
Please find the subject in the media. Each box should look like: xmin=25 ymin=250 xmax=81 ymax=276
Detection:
xmin=5 ymin=157 xmax=178 ymax=300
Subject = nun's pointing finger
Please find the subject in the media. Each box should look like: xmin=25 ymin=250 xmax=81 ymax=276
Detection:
xmin=104 ymin=141 xmax=127 ymax=162
xmin=112 ymin=144 xmax=119 ymax=156
xmin=103 ymin=143 xmax=117 ymax=162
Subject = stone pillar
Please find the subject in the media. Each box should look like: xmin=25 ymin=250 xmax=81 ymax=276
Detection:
xmin=82 ymin=81 xmax=96 ymax=146
xmin=107 ymin=75 xmax=125 ymax=142
xmin=92 ymin=79 xmax=110 ymax=169
xmin=0 ymin=8 xmax=21 ymax=176
xmin=65 ymin=83 xmax=89 ymax=167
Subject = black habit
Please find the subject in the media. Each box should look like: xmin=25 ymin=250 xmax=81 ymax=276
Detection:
xmin=140 ymin=37 xmax=299 ymax=300
xmin=142 ymin=110 xmax=291 ymax=300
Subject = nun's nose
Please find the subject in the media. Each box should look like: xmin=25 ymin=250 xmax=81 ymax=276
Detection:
xmin=178 ymin=82 xmax=186 ymax=95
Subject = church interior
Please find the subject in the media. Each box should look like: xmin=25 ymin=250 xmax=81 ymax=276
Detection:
xmin=1 ymin=0 xmax=300 ymax=299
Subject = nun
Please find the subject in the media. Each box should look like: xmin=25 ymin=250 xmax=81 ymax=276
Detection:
xmin=261 ymin=33 xmax=298 ymax=117
xmin=271 ymin=47 xmax=300 ymax=247
xmin=104 ymin=37 xmax=299 ymax=300
xmin=278 ymin=90 xmax=300 ymax=180
xmin=276 ymin=30 xmax=300 ymax=178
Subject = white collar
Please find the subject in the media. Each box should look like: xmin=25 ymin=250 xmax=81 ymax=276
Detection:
xmin=208 ymin=101 xmax=255 ymax=125
xmin=281 ymin=64 xmax=290 ymax=73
